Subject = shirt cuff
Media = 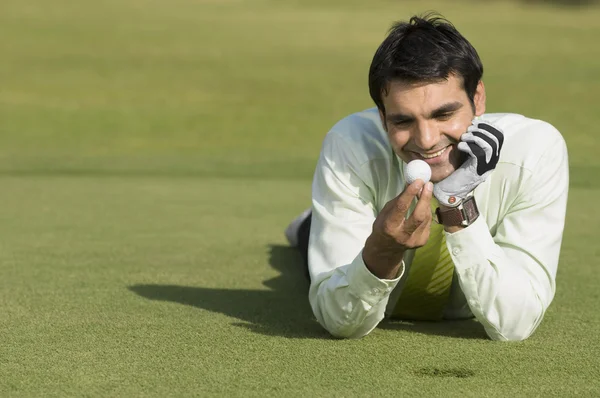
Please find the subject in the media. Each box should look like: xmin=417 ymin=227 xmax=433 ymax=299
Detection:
xmin=345 ymin=250 xmax=403 ymax=307
xmin=445 ymin=216 xmax=494 ymax=272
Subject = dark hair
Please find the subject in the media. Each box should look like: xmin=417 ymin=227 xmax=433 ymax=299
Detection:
xmin=368 ymin=13 xmax=483 ymax=113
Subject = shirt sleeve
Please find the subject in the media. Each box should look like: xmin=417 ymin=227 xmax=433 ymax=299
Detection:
xmin=307 ymin=131 xmax=402 ymax=339
xmin=446 ymin=135 xmax=569 ymax=341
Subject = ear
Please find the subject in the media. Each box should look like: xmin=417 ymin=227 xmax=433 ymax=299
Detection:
xmin=473 ymin=80 xmax=486 ymax=116
xmin=378 ymin=109 xmax=387 ymax=132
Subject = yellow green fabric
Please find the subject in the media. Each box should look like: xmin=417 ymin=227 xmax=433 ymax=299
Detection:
xmin=392 ymin=199 xmax=454 ymax=320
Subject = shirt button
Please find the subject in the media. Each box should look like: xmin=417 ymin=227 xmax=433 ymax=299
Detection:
xmin=452 ymin=248 xmax=460 ymax=255
xmin=372 ymin=288 xmax=381 ymax=294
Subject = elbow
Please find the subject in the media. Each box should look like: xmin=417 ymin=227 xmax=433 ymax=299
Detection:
xmin=308 ymin=268 xmax=387 ymax=340
xmin=309 ymin=294 xmax=380 ymax=340
xmin=313 ymin=308 xmax=372 ymax=340
xmin=326 ymin=325 xmax=368 ymax=339
xmin=327 ymin=325 xmax=364 ymax=340
xmin=484 ymin=301 xmax=546 ymax=342
xmin=487 ymin=327 xmax=533 ymax=342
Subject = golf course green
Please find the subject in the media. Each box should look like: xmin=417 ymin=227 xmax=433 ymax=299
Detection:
xmin=1 ymin=0 xmax=599 ymax=395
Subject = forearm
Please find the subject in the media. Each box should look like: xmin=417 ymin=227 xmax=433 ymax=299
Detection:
xmin=446 ymin=217 xmax=551 ymax=341
xmin=362 ymin=235 xmax=405 ymax=280
xmin=309 ymin=251 xmax=401 ymax=339
xmin=442 ymin=128 xmax=568 ymax=341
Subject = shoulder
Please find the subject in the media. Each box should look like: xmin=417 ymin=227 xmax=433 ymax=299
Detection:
xmin=480 ymin=113 xmax=567 ymax=172
xmin=322 ymin=108 xmax=393 ymax=166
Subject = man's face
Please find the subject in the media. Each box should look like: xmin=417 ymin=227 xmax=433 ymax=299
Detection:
xmin=380 ymin=75 xmax=486 ymax=183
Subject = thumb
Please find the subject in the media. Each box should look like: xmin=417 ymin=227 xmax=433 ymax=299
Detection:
xmin=457 ymin=141 xmax=473 ymax=155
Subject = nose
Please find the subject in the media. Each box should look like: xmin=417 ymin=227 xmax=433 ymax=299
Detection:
xmin=413 ymin=120 xmax=440 ymax=151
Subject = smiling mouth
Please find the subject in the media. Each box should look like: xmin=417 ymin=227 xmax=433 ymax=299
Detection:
xmin=418 ymin=146 xmax=449 ymax=159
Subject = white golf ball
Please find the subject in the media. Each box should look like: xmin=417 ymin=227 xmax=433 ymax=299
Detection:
xmin=404 ymin=160 xmax=432 ymax=184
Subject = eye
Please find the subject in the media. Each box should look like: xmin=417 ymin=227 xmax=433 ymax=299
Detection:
xmin=392 ymin=119 xmax=411 ymax=127
xmin=436 ymin=113 xmax=453 ymax=121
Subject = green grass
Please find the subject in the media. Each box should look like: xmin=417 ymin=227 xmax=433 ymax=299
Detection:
xmin=1 ymin=0 xmax=599 ymax=396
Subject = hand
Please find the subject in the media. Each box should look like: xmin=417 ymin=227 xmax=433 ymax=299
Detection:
xmin=433 ymin=120 xmax=504 ymax=207
xmin=363 ymin=180 xmax=434 ymax=279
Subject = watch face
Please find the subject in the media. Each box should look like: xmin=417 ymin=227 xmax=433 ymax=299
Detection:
xmin=436 ymin=196 xmax=479 ymax=227
xmin=464 ymin=197 xmax=479 ymax=224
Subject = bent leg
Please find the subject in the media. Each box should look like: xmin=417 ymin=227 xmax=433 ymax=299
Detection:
xmin=284 ymin=209 xmax=312 ymax=281
xmin=297 ymin=212 xmax=312 ymax=281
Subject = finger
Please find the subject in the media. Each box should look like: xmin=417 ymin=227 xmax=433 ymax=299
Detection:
xmin=466 ymin=127 xmax=500 ymax=157
xmin=416 ymin=186 xmax=426 ymax=199
xmin=411 ymin=210 xmax=433 ymax=247
xmin=388 ymin=179 xmax=425 ymax=224
xmin=457 ymin=141 xmax=474 ymax=155
xmin=476 ymin=122 xmax=504 ymax=150
xmin=404 ymin=182 xmax=433 ymax=233
xmin=465 ymin=141 xmax=486 ymax=160
xmin=472 ymin=131 xmax=497 ymax=159
xmin=461 ymin=132 xmax=494 ymax=163
xmin=467 ymin=141 xmax=492 ymax=175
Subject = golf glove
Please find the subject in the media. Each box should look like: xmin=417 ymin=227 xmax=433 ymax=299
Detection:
xmin=433 ymin=120 xmax=504 ymax=207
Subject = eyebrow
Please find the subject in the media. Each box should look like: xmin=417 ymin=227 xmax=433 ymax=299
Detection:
xmin=430 ymin=101 xmax=464 ymax=117
xmin=386 ymin=101 xmax=464 ymax=123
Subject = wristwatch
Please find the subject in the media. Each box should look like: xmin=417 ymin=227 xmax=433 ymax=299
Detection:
xmin=435 ymin=195 xmax=480 ymax=227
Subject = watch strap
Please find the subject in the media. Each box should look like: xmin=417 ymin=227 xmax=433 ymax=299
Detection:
xmin=435 ymin=196 xmax=479 ymax=227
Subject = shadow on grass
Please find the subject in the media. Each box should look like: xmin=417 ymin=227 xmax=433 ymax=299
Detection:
xmin=128 ymin=245 xmax=331 ymax=340
xmin=378 ymin=318 xmax=488 ymax=340
xmin=129 ymin=244 xmax=488 ymax=340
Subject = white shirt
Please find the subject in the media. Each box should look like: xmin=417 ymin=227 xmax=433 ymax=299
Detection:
xmin=308 ymin=109 xmax=569 ymax=341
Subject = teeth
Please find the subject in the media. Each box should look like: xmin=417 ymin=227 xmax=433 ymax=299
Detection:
xmin=421 ymin=147 xmax=447 ymax=159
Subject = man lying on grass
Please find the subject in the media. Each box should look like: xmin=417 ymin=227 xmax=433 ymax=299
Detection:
xmin=285 ymin=14 xmax=568 ymax=341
